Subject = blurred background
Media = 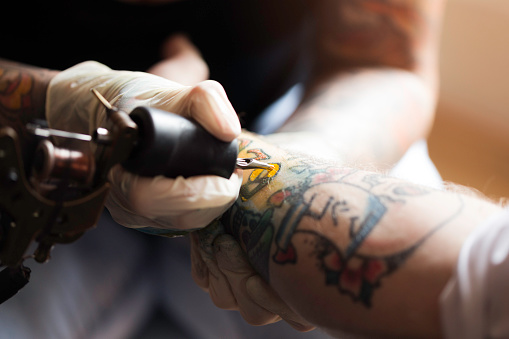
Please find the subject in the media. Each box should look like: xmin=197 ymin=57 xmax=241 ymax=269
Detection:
xmin=428 ymin=0 xmax=509 ymax=201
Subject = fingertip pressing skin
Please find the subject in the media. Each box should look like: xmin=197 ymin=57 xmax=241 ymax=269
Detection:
xmin=192 ymin=231 xmax=239 ymax=310
xmin=207 ymin=270 xmax=238 ymax=310
xmin=213 ymin=235 xmax=282 ymax=326
xmin=190 ymin=233 xmax=210 ymax=290
xmin=245 ymin=275 xmax=316 ymax=332
xmin=124 ymin=169 xmax=241 ymax=230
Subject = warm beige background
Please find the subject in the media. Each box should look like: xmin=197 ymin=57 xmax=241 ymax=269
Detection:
xmin=428 ymin=0 xmax=509 ymax=201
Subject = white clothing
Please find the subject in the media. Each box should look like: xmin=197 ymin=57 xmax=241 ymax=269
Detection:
xmin=441 ymin=208 xmax=509 ymax=339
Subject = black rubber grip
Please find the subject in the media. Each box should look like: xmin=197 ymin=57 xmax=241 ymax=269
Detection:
xmin=122 ymin=107 xmax=238 ymax=179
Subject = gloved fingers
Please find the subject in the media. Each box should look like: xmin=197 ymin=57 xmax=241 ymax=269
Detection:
xmin=128 ymin=169 xmax=242 ymax=213
xmin=128 ymin=169 xmax=242 ymax=229
xmin=246 ymin=275 xmax=316 ymax=332
xmin=190 ymin=232 xmax=210 ymax=290
xmin=148 ymin=33 xmax=209 ymax=85
xmin=46 ymin=61 xmax=185 ymax=135
xmin=191 ymin=223 xmax=238 ymax=310
xmin=122 ymin=79 xmax=240 ymax=142
xmin=179 ymin=80 xmax=241 ymax=142
xmin=214 ymin=234 xmax=282 ymax=326
xmin=46 ymin=61 xmax=242 ymax=232
xmin=203 ymin=251 xmax=238 ymax=310
xmin=105 ymin=165 xmax=241 ymax=230
xmin=45 ymin=61 xmax=116 ymax=135
xmin=49 ymin=61 xmax=239 ymax=143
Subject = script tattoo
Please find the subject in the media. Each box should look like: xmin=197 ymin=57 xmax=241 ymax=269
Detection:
xmin=224 ymin=148 xmax=460 ymax=308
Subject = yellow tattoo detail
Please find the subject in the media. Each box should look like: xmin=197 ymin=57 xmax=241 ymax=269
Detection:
xmin=241 ymin=163 xmax=280 ymax=202
xmin=250 ymin=163 xmax=279 ymax=181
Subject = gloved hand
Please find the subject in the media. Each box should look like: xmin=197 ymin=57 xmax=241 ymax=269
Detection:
xmin=190 ymin=221 xmax=315 ymax=332
xmin=45 ymin=61 xmax=242 ymax=234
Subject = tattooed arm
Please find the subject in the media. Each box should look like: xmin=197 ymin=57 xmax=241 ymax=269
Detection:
xmin=192 ymin=132 xmax=502 ymax=338
xmin=0 ymin=59 xmax=57 ymax=152
xmin=273 ymin=0 xmax=444 ymax=168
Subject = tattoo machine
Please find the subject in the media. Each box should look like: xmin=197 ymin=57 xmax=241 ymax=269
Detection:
xmin=91 ymin=89 xmax=273 ymax=177
xmin=0 ymin=88 xmax=271 ymax=304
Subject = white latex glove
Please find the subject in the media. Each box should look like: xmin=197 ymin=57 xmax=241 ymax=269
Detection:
xmin=190 ymin=221 xmax=315 ymax=332
xmin=45 ymin=61 xmax=242 ymax=234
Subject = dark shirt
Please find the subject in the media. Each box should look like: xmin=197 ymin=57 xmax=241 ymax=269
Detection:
xmin=2 ymin=0 xmax=310 ymax=127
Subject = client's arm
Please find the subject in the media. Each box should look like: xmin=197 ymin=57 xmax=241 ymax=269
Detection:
xmin=269 ymin=0 xmax=444 ymax=169
xmin=192 ymin=132 xmax=502 ymax=338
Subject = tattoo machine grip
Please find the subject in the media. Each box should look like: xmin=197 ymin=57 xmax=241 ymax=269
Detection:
xmin=122 ymin=107 xmax=238 ymax=179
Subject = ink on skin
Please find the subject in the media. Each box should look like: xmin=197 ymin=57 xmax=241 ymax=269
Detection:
xmin=229 ymin=144 xmax=461 ymax=308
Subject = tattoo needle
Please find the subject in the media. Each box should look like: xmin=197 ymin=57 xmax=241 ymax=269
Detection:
xmin=236 ymin=158 xmax=274 ymax=171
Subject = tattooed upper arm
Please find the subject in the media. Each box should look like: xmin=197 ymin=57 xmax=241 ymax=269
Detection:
xmin=0 ymin=59 xmax=57 ymax=140
xmin=308 ymin=0 xmax=444 ymax=73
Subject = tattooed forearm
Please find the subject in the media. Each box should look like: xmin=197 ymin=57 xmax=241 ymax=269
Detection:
xmin=225 ymin=148 xmax=450 ymax=307
xmin=0 ymin=59 xmax=57 ymax=140
xmin=277 ymin=66 xmax=437 ymax=168
xmin=298 ymin=193 xmax=464 ymax=308
xmin=221 ymin=133 xmax=501 ymax=336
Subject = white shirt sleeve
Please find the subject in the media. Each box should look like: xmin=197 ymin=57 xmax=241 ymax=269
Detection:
xmin=440 ymin=208 xmax=509 ymax=339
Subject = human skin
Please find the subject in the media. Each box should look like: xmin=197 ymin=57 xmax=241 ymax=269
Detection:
xmin=270 ymin=0 xmax=444 ymax=168
xmin=146 ymin=0 xmax=444 ymax=168
xmin=194 ymin=131 xmax=501 ymax=338
xmin=0 ymin=59 xmax=57 ymax=154
xmin=1 ymin=1 xmax=453 ymax=335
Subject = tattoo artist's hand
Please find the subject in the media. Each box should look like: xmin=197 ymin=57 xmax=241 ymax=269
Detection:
xmin=45 ymin=61 xmax=242 ymax=235
xmin=190 ymin=221 xmax=315 ymax=332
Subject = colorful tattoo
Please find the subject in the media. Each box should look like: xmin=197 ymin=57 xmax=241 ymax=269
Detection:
xmin=0 ymin=69 xmax=33 ymax=111
xmin=0 ymin=61 xmax=55 ymax=141
xmin=238 ymin=138 xmax=281 ymax=202
xmin=224 ymin=140 xmax=462 ymax=308
xmin=0 ymin=68 xmax=35 ymax=133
